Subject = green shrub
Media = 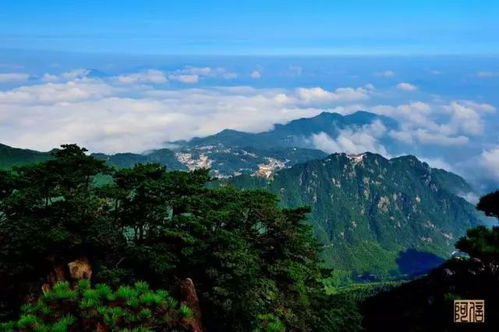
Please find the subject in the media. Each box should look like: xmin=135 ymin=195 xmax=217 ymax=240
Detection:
xmin=1 ymin=281 xmax=192 ymax=331
xmin=254 ymin=314 xmax=285 ymax=332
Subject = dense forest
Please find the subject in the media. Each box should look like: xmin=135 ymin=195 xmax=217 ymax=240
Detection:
xmin=0 ymin=145 xmax=497 ymax=331
xmin=228 ymin=152 xmax=481 ymax=277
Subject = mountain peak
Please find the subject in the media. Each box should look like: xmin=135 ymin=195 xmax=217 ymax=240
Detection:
xmin=346 ymin=153 xmax=366 ymax=163
xmin=174 ymin=110 xmax=397 ymax=152
xmin=313 ymin=111 xmax=344 ymax=119
xmin=228 ymin=149 xmax=481 ymax=276
xmin=218 ymin=128 xmax=244 ymax=135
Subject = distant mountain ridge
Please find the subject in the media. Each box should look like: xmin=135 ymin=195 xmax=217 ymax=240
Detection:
xmin=92 ymin=149 xmax=187 ymax=171
xmin=173 ymin=111 xmax=398 ymax=150
xmin=0 ymin=142 xmax=327 ymax=177
xmin=0 ymin=144 xmax=53 ymax=169
xmin=0 ymin=111 xmax=485 ymax=280
xmin=0 ymin=111 xmax=399 ymax=175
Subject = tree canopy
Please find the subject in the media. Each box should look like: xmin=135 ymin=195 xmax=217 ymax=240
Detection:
xmin=1 ymin=280 xmax=193 ymax=332
xmin=477 ymin=190 xmax=499 ymax=219
xmin=0 ymin=145 xmax=333 ymax=331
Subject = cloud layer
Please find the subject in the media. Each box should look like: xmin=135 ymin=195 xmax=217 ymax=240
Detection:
xmin=312 ymin=120 xmax=389 ymax=156
xmin=396 ymin=82 xmax=418 ymax=91
xmin=1 ymin=72 xmax=373 ymax=153
xmin=0 ymin=69 xmax=494 ymax=154
xmin=481 ymin=148 xmax=499 ymax=181
xmin=0 ymin=73 xmax=30 ymax=83
xmin=0 ymin=66 xmax=497 ymax=190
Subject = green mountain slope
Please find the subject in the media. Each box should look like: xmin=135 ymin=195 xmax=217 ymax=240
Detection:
xmin=92 ymin=149 xmax=187 ymax=170
xmin=174 ymin=145 xmax=327 ymax=177
xmin=0 ymin=144 xmax=52 ymax=169
xmin=0 ymin=142 xmax=326 ymax=178
xmin=0 ymin=140 xmax=484 ymax=280
xmin=228 ymin=153 xmax=482 ymax=277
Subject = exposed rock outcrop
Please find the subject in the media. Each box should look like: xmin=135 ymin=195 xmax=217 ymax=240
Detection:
xmin=180 ymin=278 xmax=204 ymax=332
xmin=68 ymin=257 xmax=92 ymax=281
xmin=41 ymin=256 xmax=92 ymax=294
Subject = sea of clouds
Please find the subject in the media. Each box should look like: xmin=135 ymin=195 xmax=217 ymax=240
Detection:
xmin=0 ymin=65 xmax=497 ymax=191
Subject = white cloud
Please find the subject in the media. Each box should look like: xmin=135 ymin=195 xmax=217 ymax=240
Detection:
xmin=172 ymin=66 xmax=238 ymax=80
xmin=415 ymin=129 xmax=469 ymax=146
xmin=288 ymin=65 xmax=303 ymax=77
xmin=373 ymin=102 xmax=439 ymax=140
xmin=477 ymin=72 xmax=499 ymax=78
xmin=0 ymin=73 xmax=30 ymax=83
xmin=311 ymin=120 xmax=388 ymax=156
xmin=372 ymin=101 xmax=431 ymax=118
xmin=388 ymin=130 xmax=414 ymax=144
xmin=0 ymin=64 xmax=24 ymax=70
xmin=0 ymin=67 xmax=496 ymax=175
xmin=457 ymin=192 xmax=480 ymax=204
xmin=116 ymin=70 xmax=168 ymax=84
xmin=2 ymin=79 xmax=355 ymax=153
xmin=397 ymin=102 xmax=433 ymax=125
xmin=295 ymin=86 xmax=370 ymax=104
xmin=169 ymin=74 xmax=199 ymax=84
xmin=443 ymin=101 xmax=495 ymax=136
xmin=376 ymin=70 xmax=395 ymax=78
xmin=374 ymin=99 xmax=496 ymax=146
xmin=396 ymin=82 xmax=418 ymax=91
xmin=455 ymin=100 xmax=496 ymax=112
xmin=388 ymin=127 xmax=469 ymax=146
xmin=480 ymin=147 xmax=499 ymax=181
xmin=364 ymin=83 xmax=375 ymax=91
xmin=420 ymin=157 xmax=455 ymax=172
xmin=0 ymin=80 xmax=116 ymax=105
xmin=42 ymin=69 xmax=91 ymax=82
xmin=250 ymin=70 xmax=262 ymax=79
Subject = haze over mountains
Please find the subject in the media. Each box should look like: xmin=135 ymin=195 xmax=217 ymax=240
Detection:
xmin=1 ymin=56 xmax=498 ymax=193
xmin=0 ymin=109 xmax=491 ymax=191
xmin=173 ymin=111 xmax=396 ymax=149
xmin=0 ymin=110 xmax=452 ymax=179
xmin=0 ymin=110 xmax=487 ymax=279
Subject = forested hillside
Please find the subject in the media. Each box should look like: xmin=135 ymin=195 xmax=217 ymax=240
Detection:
xmin=0 ymin=145 xmax=342 ymax=331
xmin=228 ymin=153 xmax=482 ymax=277
xmin=0 ymin=145 xmax=497 ymax=331
xmin=363 ymin=191 xmax=499 ymax=331
xmin=0 ymin=140 xmax=483 ymax=279
xmin=0 ymin=144 xmax=52 ymax=169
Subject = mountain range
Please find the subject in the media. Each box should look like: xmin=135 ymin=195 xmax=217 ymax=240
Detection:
xmin=173 ymin=111 xmax=398 ymax=150
xmin=0 ymin=143 xmax=53 ymax=170
xmin=0 ymin=111 xmax=402 ymax=177
xmin=226 ymin=152 xmax=481 ymax=278
xmin=0 ymin=111 xmax=486 ymax=279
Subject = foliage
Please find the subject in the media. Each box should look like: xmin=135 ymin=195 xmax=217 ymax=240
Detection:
xmin=0 ymin=145 xmax=335 ymax=331
xmin=477 ymin=190 xmax=499 ymax=218
xmin=92 ymin=149 xmax=187 ymax=171
xmin=229 ymin=152 xmax=481 ymax=277
xmin=0 ymin=280 xmax=191 ymax=331
xmin=253 ymin=314 xmax=285 ymax=332
xmin=456 ymin=226 xmax=499 ymax=261
xmin=362 ymin=190 xmax=499 ymax=331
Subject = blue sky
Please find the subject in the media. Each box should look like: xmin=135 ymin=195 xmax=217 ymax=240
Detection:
xmin=1 ymin=0 xmax=499 ymax=55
